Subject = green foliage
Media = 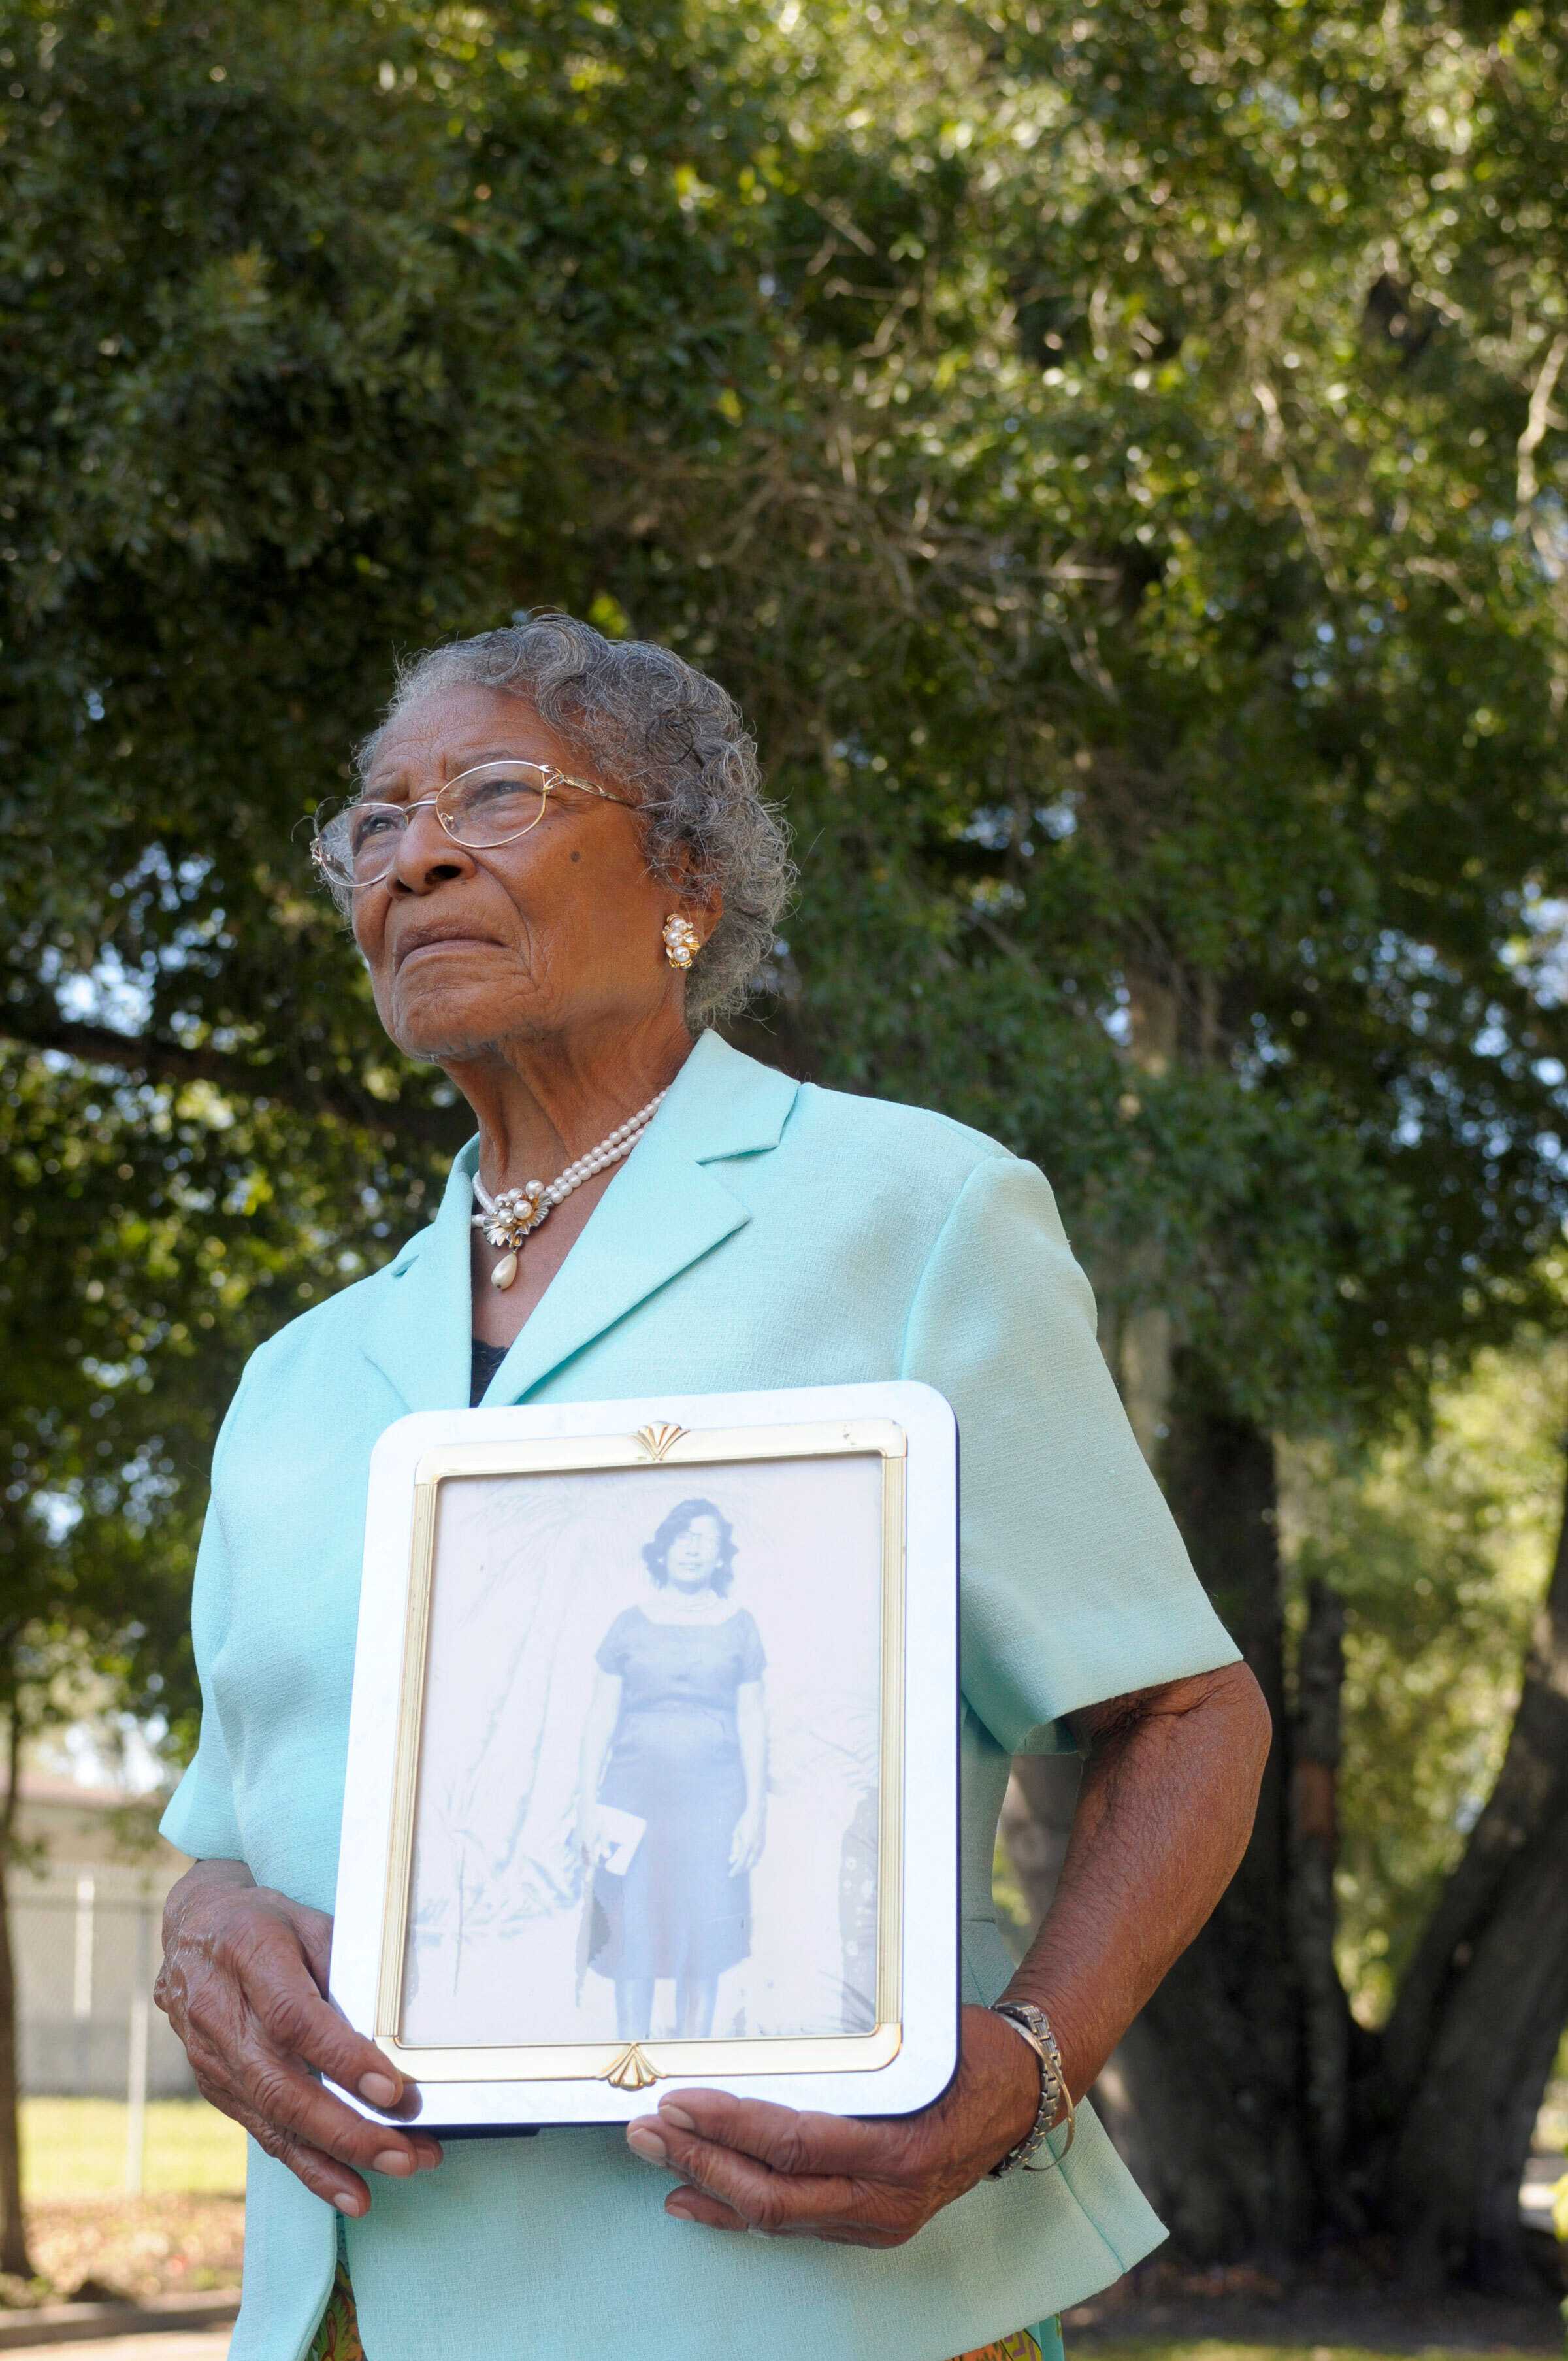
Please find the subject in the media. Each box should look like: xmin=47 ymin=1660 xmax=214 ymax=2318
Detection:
xmin=0 ymin=1046 xmax=444 ymax=1750
xmin=2 ymin=0 xmax=1567 ymax=1787
xmin=3 ymin=0 xmax=1565 ymax=1419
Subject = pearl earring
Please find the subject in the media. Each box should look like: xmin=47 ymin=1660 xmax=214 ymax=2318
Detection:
xmin=662 ymin=915 xmax=700 ymax=970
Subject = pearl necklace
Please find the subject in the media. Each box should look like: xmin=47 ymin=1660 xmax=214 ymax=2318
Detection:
xmin=470 ymin=1089 xmax=669 ymax=1291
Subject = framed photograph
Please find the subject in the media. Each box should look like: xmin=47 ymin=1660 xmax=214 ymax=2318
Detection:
xmin=329 ymin=1380 xmax=958 ymax=2131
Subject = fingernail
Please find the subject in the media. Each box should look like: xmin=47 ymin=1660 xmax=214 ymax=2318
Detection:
xmin=373 ymin=2149 xmax=414 ymax=2177
xmin=626 ymin=2124 xmax=668 ymax=2165
xmin=666 ymin=2200 xmax=694 ymax=2221
xmin=359 ymin=2072 xmax=400 ymax=2109
xmin=332 ymin=2190 xmax=366 ymax=2217
xmin=658 ymin=2103 xmax=697 ymax=2132
xmin=417 ymin=2143 xmax=444 ymax=2171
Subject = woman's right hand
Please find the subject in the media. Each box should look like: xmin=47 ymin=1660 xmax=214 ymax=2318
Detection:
xmin=154 ymin=1858 xmax=442 ymax=2217
xmin=578 ymin=1804 xmax=608 ymax=1864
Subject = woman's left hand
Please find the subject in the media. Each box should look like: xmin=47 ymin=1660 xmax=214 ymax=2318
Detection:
xmin=728 ymin=1804 xmax=766 ymax=1874
xmin=625 ymin=2004 xmax=1044 ymax=2246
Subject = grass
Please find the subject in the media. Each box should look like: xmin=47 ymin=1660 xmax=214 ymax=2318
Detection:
xmin=20 ymin=2097 xmax=246 ymax=2201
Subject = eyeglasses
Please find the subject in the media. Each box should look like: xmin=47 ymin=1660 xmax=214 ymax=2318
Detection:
xmin=310 ymin=759 xmax=638 ymax=891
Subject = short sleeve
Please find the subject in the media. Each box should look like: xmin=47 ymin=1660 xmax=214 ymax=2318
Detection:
xmin=595 ymin=1608 xmax=640 ymax=1677
xmin=735 ymin=1610 xmax=766 ymax=1684
xmin=159 ymin=1375 xmax=252 ymax=1862
xmin=899 ymin=1154 xmax=1241 ymax=1755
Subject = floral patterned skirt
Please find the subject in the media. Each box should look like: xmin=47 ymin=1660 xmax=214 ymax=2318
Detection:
xmin=306 ymin=2260 xmax=1065 ymax=2361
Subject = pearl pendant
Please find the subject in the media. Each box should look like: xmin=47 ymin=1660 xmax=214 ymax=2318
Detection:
xmin=491 ymin=1249 xmax=519 ymax=1291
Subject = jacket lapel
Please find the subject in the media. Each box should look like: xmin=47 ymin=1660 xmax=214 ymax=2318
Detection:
xmin=360 ymin=1140 xmax=482 ymax=1414
xmin=361 ymin=1033 xmax=800 ymax=1413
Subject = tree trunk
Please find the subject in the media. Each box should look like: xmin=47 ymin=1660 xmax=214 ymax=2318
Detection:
xmin=0 ymin=1709 xmax=33 ymax=2279
xmin=1357 ymin=1439 xmax=1568 ymax=2291
xmin=1086 ymin=974 xmax=1320 ymax=2251
xmin=1288 ymin=1576 xmax=1358 ymax=2224
xmin=997 ymin=946 xmax=1568 ymax=2281
xmin=1107 ymin=1360 xmax=1316 ymax=2260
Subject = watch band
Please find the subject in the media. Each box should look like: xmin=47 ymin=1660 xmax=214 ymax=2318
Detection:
xmin=987 ymin=2000 xmax=1076 ymax=2177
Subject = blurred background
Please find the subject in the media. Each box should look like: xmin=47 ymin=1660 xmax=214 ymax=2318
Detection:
xmin=2 ymin=0 xmax=1567 ymax=2353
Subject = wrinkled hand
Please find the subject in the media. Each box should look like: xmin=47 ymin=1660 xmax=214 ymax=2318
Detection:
xmin=625 ymin=2004 xmax=1046 ymax=2246
xmin=728 ymin=1804 xmax=766 ymax=1874
xmin=154 ymin=1861 xmax=442 ymax=2218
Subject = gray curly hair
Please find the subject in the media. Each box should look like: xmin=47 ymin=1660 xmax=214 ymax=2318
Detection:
xmin=353 ymin=612 xmax=794 ymax=1027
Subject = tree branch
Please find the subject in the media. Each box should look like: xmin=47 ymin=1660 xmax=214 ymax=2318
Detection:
xmin=1253 ymin=377 xmax=1347 ymax=596
xmin=0 ymin=1008 xmax=467 ymax=1153
xmin=1516 ymin=328 xmax=1568 ymax=536
xmin=0 ymin=1711 xmax=19 ymax=1855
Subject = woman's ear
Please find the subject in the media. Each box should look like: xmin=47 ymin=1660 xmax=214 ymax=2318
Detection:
xmin=662 ymin=850 xmax=723 ymax=948
xmin=692 ymin=884 xmax=723 ymax=948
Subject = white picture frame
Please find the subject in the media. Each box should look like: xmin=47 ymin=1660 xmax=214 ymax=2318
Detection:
xmin=328 ymin=1380 xmax=960 ymax=2132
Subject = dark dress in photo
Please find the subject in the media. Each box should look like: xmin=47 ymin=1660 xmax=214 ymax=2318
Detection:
xmin=587 ymin=1604 xmax=766 ymax=1984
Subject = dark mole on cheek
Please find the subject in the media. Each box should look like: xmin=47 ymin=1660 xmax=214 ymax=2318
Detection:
xmin=570 ymin=851 xmax=582 ymax=863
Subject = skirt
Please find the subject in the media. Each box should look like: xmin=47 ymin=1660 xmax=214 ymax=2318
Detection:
xmin=305 ymin=2260 xmax=1066 ymax=2360
xmin=589 ymin=1718 xmax=751 ymax=1982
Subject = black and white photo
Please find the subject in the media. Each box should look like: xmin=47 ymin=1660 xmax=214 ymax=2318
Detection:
xmin=399 ymin=1457 xmax=883 ymax=2051
xmin=329 ymin=1381 xmax=960 ymax=2128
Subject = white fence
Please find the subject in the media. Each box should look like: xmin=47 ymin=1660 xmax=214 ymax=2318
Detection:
xmin=10 ymin=1862 xmax=195 ymax=2105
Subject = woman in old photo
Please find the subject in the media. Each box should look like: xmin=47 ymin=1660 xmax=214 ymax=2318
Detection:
xmin=578 ymin=1497 xmax=766 ymax=2040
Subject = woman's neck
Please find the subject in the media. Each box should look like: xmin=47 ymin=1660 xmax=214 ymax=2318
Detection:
xmin=642 ymin=1585 xmax=731 ymax=1624
xmin=448 ymin=1009 xmax=694 ymax=1195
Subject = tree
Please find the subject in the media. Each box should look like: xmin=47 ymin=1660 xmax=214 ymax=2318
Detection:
xmin=4 ymin=0 xmax=1567 ymax=2286
xmin=698 ymin=2 xmax=1568 ymax=2281
xmin=0 ymin=1045 xmax=444 ymax=2269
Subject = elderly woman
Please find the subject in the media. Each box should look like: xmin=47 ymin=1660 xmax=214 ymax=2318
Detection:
xmin=154 ymin=613 xmax=1268 ymax=2361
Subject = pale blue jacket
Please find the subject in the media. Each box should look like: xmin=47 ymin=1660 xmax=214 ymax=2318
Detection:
xmin=161 ymin=1031 xmax=1240 ymax=2361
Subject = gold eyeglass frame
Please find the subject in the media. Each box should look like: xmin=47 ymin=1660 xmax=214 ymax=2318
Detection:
xmin=310 ymin=759 xmax=639 ymax=890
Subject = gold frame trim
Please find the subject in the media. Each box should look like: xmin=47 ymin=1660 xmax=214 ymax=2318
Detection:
xmin=374 ymin=1416 xmax=907 ymax=2085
